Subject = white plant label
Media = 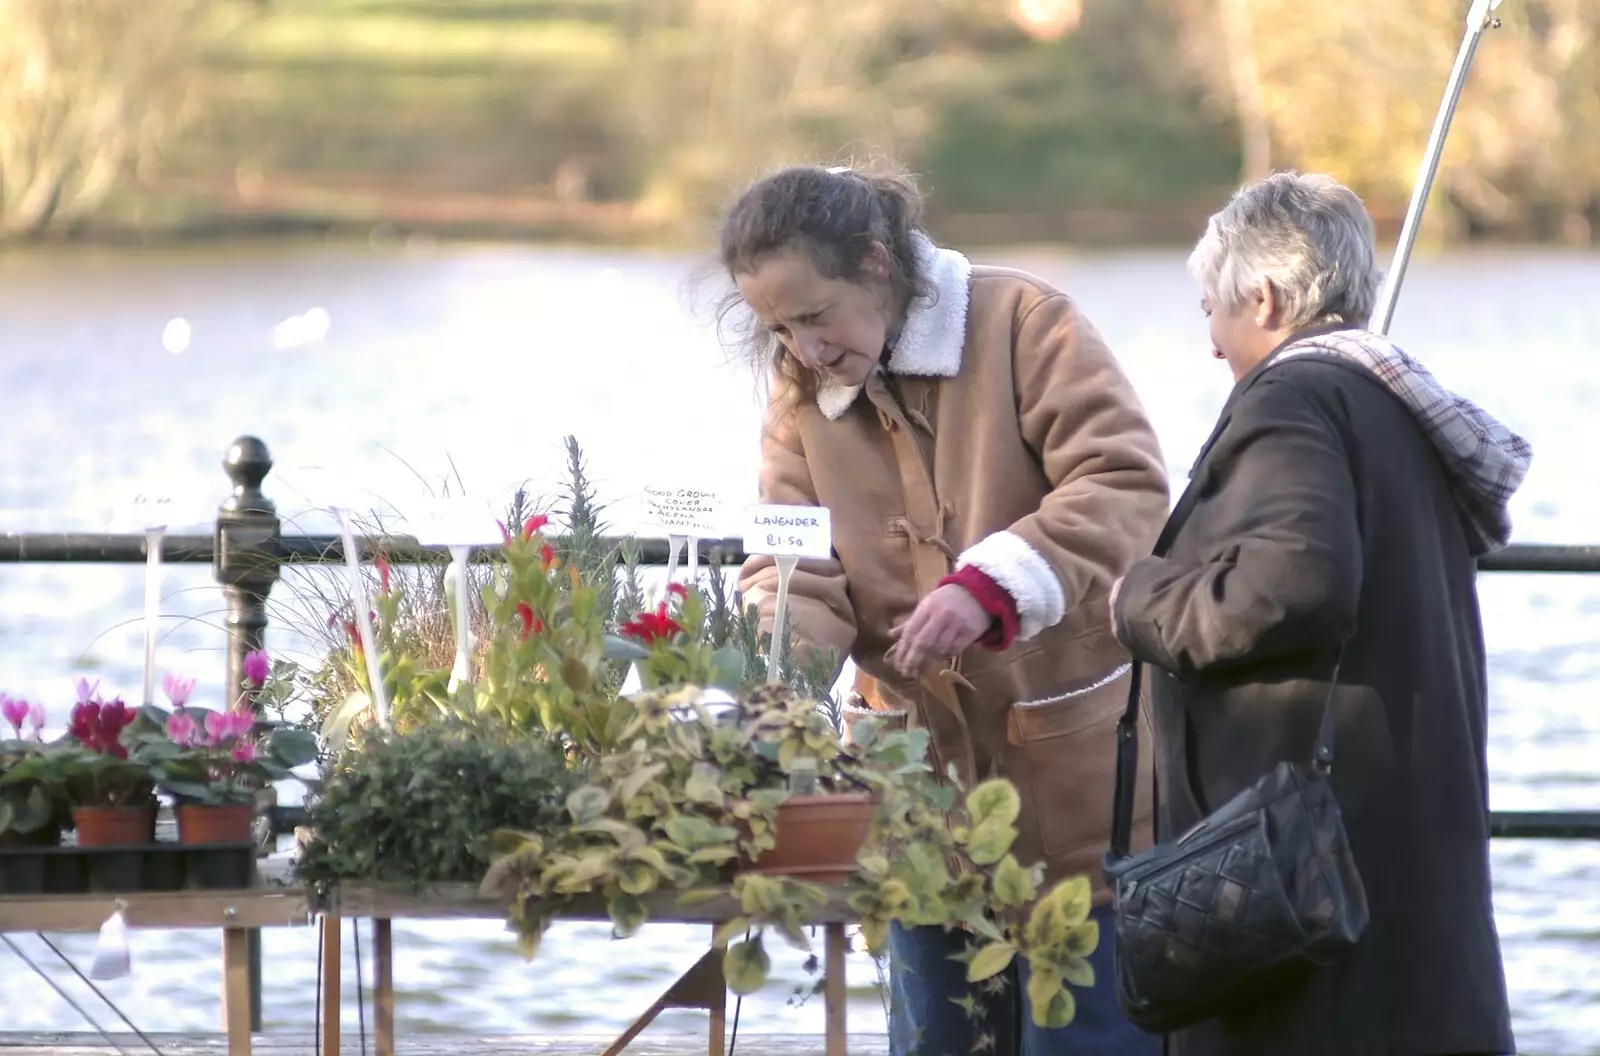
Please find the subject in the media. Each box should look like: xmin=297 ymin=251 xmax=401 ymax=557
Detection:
xmin=743 ymin=504 xmax=832 ymax=559
xmin=642 ymin=486 xmax=725 ymax=538
xmin=412 ymin=497 xmax=502 ymax=547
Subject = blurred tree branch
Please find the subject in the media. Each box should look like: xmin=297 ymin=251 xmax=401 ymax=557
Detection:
xmin=0 ymin=0 xmax=249 ymax=239
xmin=1165 ymin=0 xmax=1600 ymax=240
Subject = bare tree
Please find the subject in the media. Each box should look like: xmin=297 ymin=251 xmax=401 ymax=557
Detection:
xmin=1163 ymin=0 xmax=1600 ymax=240
xmin=0 ymin=0 xmax=245 ymax=238
xmin=1218 ymin=0 xmax=1270 ymax=182
xmin=622 ymin=0 xmax=979 ymax=218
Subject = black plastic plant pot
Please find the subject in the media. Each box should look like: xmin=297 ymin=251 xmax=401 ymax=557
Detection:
xmin=46 ymin=851 xmax=89 ymax=894
xmin=142 ymin=847 xmax=186 ymax=892
xmin=87 ymin=850 xmax=144 ymax=893
xmin=183 ymin=844 xmax=255 ymax=890
xmin=0 ymin=851 xmax=48 ymax=895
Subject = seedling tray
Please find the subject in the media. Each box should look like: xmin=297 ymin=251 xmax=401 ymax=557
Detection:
xmin=0 ymin=843 xmax=256 ymax=895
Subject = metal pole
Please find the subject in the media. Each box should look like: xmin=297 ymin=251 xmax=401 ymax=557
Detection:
xmin=213 ymin=435 xmax=282 ymax=1032
xmin=1371 ymin=0 xmax=1506 ymax=336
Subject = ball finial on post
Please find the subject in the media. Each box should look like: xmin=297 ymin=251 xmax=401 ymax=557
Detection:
xmin=222 ymin=436 xmax=275 ymax=514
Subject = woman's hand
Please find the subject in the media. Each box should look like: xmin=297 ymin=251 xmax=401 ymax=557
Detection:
xmin=887 ymin=584 xmax=992 ymax=679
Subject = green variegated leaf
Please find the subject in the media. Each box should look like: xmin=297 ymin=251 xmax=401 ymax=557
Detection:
xmin=608 ymin=892 xmax=648 ymax=936
xmin=725 ymin=935 xmax=772 ymax=995
xmin=990 ymin=854 xmax=1038 ymax=909
xmin=966 ymin=941 xmax=1016 ymax=982
xmin=1026 ymin=965 xmax=1062 ymax=1012
xmin=675 ymin=887 xmax=728 ymax=908
xmin=966 ymin=779 xmax=1021 ymax=828
xmin=565 ymin=786 xmax=611 ymax=826
xmin=964 ymin=819 xmax=1016 ymax=865
xmin=713 ymin=916 xmax=751 ymax=947
xmin=1033 ymin=986 xmax=1076 ymax=1029
xmin=1060 ymin=955 xmax=1095 ymax=988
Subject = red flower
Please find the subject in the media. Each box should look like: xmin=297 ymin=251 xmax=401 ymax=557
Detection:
xmin=375 ymin=554 xmax=391 ymax=594
xmin=515 ymin=602 xmax=543 ymax=641
xmin=619 ymin=603 xmax=683 ymax=644
xmin=540 ymin=543 xmax=555 ymax=570
xmin=68 ymin=701 xmax=99 ymax=745
xmin=68 ymin=699 xmax=136 ymax=758
xmin=666 ymin=582 xmax=688 ymax=601
xmin=498 ymin=514 xmax=551 ymax=544
xmin=342 ymin=619 xmax=363 ymax=656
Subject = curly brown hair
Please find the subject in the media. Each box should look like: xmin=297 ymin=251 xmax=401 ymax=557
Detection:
xmin=715 ymin=163 xmax=932 ymax=407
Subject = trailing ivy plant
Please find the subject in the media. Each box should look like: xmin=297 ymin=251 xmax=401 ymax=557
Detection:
xmin=296 ymin=718 xmax=575 ymax=894
xmin=480 ymin=681 xmax=1101 ymax=1029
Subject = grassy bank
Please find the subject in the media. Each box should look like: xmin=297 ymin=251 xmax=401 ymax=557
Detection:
xmin=73 ymin=0 xmax=1248 ymax=247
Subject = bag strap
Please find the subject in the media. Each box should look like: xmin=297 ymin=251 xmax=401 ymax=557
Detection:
xmin=1107 ymin=651 xmax=1344 ymax=861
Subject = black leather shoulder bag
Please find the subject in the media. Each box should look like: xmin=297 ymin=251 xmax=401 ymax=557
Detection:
xmin=1101 ymin=655 xmax=1370 ymax=1034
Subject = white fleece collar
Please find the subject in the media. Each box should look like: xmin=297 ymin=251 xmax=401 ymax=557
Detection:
xmin=816 ymin=236 xmax=973 ymax=420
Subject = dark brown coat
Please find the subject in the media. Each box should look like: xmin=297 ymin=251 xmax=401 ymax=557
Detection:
xmin=1115 ymin=348 xmax=1515 ymax=1055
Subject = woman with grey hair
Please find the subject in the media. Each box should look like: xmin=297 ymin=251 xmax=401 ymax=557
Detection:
xmin=1111 ymin=172 xmax=1527 ymax=1056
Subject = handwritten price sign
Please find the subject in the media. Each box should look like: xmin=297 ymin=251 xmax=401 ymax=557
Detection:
xmin=742 ymin=504 xmax=832 ymax=559
xmin=643 ymin=486 xmax=725 ymax=538
xmin=108 ymin=492 xmax=207 ymax=533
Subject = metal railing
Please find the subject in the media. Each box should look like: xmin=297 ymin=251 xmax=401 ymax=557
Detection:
xmin=4 ymin=434 xmax=1597 ymax=1027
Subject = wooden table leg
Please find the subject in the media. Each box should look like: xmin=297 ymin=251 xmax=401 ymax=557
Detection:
xmin=222 ymin=927 xmax=252 ymax=1056
xmin=824 ymin=923 xmax=848 ymax=1056
xmin=320 ymin=915 xmax=341 ymax=1056
xmin=600 ymin=936 xmax=726 ymax=1056
xmin=373 ymin=918 xmax=395 ymax=1056
xmin=706 ymin=924 xmax=726 ymax=1056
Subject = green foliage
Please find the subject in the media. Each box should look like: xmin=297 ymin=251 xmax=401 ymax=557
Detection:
xmin=2 ymin=742 xmax=156 ymax=810
xmin=479 ymin=678 xmax=1100 ymax=1027
xmin=0 ymin=740 xmax=66 ymax=838
xmin=296 ymin=719 xmax=575 ymax=893
xmin=121 ymin=705 xmax=318 ymax=806
xmin=276 ymin=434 xmax=1096 ymax=1029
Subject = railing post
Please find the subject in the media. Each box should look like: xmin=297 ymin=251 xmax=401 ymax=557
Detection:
xmin=214 ymin=435 xmax=281 ymax=1034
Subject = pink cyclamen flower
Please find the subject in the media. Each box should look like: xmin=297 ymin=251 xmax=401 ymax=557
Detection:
xmin=1 ymin=696 xmax=26 ymax=734
xmin=243 ymin=650 xmax=271 ymax=686
xmin=205 ymin=708 xmax=255 ymax=745
xmin=230 ymin=741 xmax=258 ymax=764
xmin=25 ymin=701 xmax=44 ymax=739
xmin=162 ymin=672 xmax=196 ymax=708
xmin=166 ymin=710 xmax=198 ymax=747
xmin=74 ymin=677 xmax=100 ymax=705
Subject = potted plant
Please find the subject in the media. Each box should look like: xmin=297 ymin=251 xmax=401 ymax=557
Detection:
xmin=124 ymin=664 xmax=319 ymax=844
xmin=42 ymin=680 xmax=158 ymax=846
xmin=478 ymin=685 xmax=1101 ymax=1028
xmin=0 ymin=696 xmax=63 ymax=848
xmin=295 ymin=718 xmax=575 ymax=894
xmin=601 ymin=582 xmax=873 ymax=877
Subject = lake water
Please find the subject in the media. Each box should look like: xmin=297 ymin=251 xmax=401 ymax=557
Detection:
xmin=0 ymin=240 xmax=1597 ymax=1053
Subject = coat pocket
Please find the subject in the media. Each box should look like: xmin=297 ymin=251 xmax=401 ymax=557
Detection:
xmin=1003 ymin=664 xmax=1131 ymax=859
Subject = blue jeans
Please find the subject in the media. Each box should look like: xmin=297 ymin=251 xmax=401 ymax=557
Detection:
xmin=888 ymin=904 xmax=1160 ymax=1056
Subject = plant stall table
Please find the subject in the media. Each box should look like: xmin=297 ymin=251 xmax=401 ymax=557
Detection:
xmin=0 ymin=889 xmax=314 ymax=1056
xmin=321 ymin=883 xmax=857 ymax=1056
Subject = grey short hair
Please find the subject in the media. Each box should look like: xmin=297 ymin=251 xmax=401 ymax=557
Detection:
xmin=1187 ymin=172 xmax=1381 ymax=329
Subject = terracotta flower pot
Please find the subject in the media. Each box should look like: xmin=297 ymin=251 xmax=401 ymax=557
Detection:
xmin=738 ymin=793 xmax=876 ymax=884
xmin=176 ymin=803 xmax=255 ymax=845
xmin=72 ymin=805 xmax=156 ymax=847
